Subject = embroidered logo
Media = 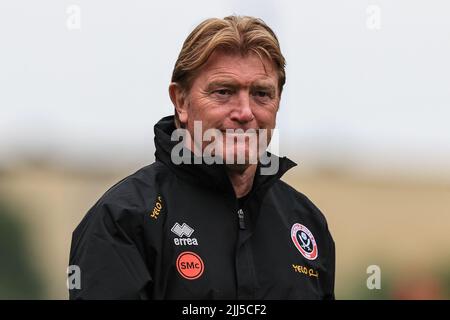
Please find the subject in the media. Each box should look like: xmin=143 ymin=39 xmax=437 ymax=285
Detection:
xmin=171 ymin=223 xmax=198 ymax=246
xmin=291 ymin=223 xmax=318 ymax=260
xmin=292 ymin=264 xmax=319 ymax=278
xmin=171 ymin=222 xmax=194 ymax=237
xmin=149 ymin=196 xmax=163 ymax=219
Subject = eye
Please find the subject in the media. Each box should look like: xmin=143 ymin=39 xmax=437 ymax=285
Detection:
xmin=214 ymin=89 xmax=233 ymax=96
xmin=255 ymin=91 xmax=268 ymax=97
xmin=252 ymin=90 xmax=272 ymax=100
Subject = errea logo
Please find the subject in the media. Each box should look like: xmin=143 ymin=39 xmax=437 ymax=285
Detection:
xmin=171 ymin=223 xmax=198 ymax=246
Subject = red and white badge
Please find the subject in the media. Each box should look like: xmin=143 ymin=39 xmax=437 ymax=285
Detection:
xmin=291 ymin=223 xmax=318 ymax=260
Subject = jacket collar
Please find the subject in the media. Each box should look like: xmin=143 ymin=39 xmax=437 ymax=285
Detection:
xmin=154 ymin=115 xmax=297 ymax=197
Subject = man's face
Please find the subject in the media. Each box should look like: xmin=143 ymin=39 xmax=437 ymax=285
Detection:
xmin=175 ymin=50 xmax=280 ymax=167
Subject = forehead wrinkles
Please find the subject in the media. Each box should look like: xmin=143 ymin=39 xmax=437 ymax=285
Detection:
xmin=203 ymin=68 xmax=277 ymax=91
xmin=207 ymin=72 xmax=274 ymax=88
xmin=201 ymin=52 xmax=276 ymax=80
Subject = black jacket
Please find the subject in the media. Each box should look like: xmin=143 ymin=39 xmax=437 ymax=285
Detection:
xmin=69 ymin=116 xmax=335 ymax=300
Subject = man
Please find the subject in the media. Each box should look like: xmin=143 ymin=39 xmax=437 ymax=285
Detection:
xmin=69 ymin=15 xmax=335 ymax=299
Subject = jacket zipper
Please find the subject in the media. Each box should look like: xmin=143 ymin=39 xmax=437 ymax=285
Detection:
xmin=237 ymin=208 xmax=246 ymax=230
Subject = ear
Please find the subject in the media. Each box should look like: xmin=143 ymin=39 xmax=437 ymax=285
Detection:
xmin=169 ymin=82 xmax=189 ymax=126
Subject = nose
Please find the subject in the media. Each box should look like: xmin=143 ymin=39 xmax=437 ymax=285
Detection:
xmin=230 ymin=91 xmax=254 ymax=124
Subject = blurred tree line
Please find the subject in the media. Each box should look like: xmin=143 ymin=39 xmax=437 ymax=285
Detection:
xmin=0 ymin=197 xmax=44 ymax=299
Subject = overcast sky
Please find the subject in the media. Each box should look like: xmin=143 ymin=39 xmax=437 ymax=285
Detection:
xmin=1 ymin=0 xmax=449 ymax=177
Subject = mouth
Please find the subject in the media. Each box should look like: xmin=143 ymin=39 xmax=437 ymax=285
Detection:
xmin=219 ymin=128 xmax=259 ymax=133
xmin=219 ymin=130 xmax=259 ymax=141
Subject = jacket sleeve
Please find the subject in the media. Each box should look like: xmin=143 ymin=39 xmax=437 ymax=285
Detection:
xmin=69 ymin=200 xmax=152 ymax=299
xmin=321 ymin=227 xmax=336 ymax=300
xmin=297 ymin=190 xmax=336 ymax=300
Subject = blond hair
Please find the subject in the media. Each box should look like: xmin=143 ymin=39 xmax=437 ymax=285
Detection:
xmin=171 ymin=15 xmax=286 ymax=100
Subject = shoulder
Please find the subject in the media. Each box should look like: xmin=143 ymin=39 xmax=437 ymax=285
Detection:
xmin=269 ymin=180 xmax=335 ymax=268
xmin=270 ymin=179 xmax=331 ymax=230
xmin=99 ymin=161 xmax=168 ymax=208
xmin=73 ymin=161 xmax=171 ymax=235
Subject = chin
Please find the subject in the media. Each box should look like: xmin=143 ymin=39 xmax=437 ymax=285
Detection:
xmin=222 ymin=148 xmax=259 ymax=165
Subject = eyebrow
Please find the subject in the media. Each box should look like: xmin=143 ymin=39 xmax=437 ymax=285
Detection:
xmin=205 ymin=79 xmax=277 ymax=95
xmin=251 ymin=83 xmax=276 ymax=96
xmin=205 ymin=80 xmax=240 ymax=92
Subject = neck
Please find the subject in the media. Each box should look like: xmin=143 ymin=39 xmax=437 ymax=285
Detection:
xmin=225 ymin=164 xmax=257 ymax=198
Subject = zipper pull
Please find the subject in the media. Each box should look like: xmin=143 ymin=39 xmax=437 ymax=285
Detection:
xmin=237 ymin=209 xmax=246 ymax=230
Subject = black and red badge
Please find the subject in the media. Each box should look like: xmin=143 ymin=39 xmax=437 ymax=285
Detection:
xmin=291 ymin=223 xmax=318 ymax=260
